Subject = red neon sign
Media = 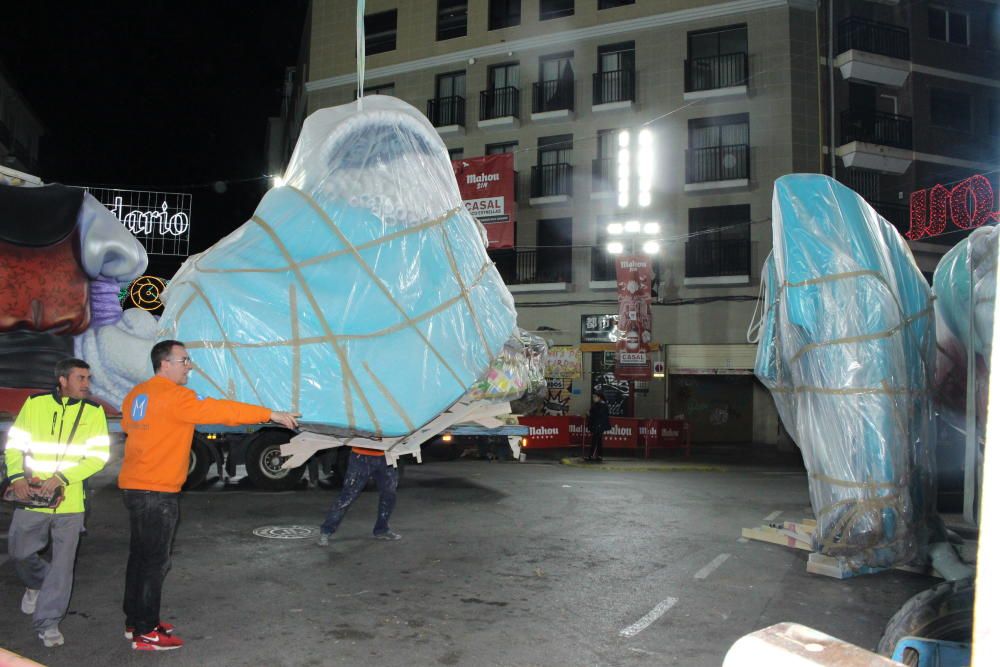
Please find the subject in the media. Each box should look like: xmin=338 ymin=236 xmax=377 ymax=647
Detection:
xmin=907 ymin=175 xmax=1000 ymax=240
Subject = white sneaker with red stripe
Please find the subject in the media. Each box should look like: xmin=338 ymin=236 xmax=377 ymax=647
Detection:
xmin=132 ymin=629 xmax=184 ymax=651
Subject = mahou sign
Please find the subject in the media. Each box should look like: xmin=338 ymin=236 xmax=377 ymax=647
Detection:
xmin=615 ymin=255 xmax=653 ymax=380
xmin=452 ymin=153 xmax=516 ymax=248
xmin=907 ymin=174 xmax=1000 ymax=241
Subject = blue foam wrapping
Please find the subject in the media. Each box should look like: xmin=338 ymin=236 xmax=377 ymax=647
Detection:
xmin=755 ymin=174 xmax=935 ymax=571
xmin=158 ymin=97 xmax=517 ymax=436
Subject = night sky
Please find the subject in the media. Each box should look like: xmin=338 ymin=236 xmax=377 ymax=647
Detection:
xmin=0 ymin=0 xmax=309 ymax=277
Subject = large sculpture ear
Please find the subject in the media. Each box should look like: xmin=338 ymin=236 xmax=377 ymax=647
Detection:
xmin=79 ymin=192 xmax=148 ymax=281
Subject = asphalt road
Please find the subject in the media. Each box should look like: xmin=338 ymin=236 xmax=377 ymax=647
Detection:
xmin=0 ymin=457 xmax=937 ymax=666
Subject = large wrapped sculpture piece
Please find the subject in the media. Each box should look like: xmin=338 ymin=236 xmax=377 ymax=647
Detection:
xmin=158 ymin=97 xmax=517 ymax=436
xmin=755 ymin=174 xmax=936 ymax=571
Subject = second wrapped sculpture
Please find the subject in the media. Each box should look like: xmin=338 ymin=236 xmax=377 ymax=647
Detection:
xmin=755 ymin=174 xmax=936 ymax=572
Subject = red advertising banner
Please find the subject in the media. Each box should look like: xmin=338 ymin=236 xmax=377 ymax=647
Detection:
xmin=615 ymin=255 xmax=653 ymax=380
xmin=517 ymin=416 xmax=689 ymax=458
xmin=452 ymin=153 xmax=516 ymax=249
xmin=602 ymin=418 xmax=641 ymax=448
xmin=518 ymin=415 xmax=586 ymax=447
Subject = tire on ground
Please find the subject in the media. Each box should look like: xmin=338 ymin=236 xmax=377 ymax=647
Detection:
xmin=876 ymin=577 xmax=975 ymax=658
xmin=244 ymin=429 xmax=305 ymax=491
xmin=183 ymin=434 xmax=214 ymax=490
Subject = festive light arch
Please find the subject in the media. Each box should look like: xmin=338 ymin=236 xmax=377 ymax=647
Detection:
xmin=907 ymin=175 xmax=1000 ymax=240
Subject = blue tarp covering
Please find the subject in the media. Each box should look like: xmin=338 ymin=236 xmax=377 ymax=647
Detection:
xmin=755 ymin=174 xmax=935 ymax=571
xmin=158 ymin=97 xmax=517 ymax=436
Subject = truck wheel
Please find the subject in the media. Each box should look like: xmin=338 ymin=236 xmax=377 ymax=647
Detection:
xmin=877 ymin=577 xmax=975 ymax=659
xmin=244 ymin=429 xmax=305 ymax=491
xmin=184 ymin=434 xmax=214 ymax=490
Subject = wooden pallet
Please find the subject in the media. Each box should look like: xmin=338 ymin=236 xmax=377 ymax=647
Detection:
xmin=742 ymin=516 xmax=938 ymax=579
xmin=741 ymin=518 xmax=816 ymax=552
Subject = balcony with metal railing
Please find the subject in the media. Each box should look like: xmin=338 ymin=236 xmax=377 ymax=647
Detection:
xmin=837 ymin=110 xmax=913 ymax=174
xmin=683 ymin=52 xmax=748 ymax=100
xmin=491 ymin=248 xmax=572 ymax=291
xmin=529 ymin=163 xmax=572 ymax=204
xmin=426 ymin=95 xmax=466 ymax=135
xmin=834 ymin=17 xmax=910 ymax=87
xmin=592 ymin=69 xmax=635 ymax=110
xmin=684 ymin=144 xmax=749 ymax=190
xmin=478 ymin=87 xmax=520 ymax=129
xmin=841 ymin=110 xmax=912 ymax=149
xmin=684 ymin=238 xmax=751 ymax=285
xmin=531 ymin=79 xmax=575 ymax=120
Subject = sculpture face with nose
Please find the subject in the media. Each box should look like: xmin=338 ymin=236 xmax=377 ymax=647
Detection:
xmin=0 ymin=183 xmax=147 ymax=333
xmin=78 ymin=191 xmax=149 ymax=283
xmin=0 ymin=179 xmax=150 ymax=410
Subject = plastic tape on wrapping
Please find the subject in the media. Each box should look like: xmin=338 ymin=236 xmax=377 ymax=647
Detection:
xmin=816 ymin=494 xmax=908 ymax=554
xmin=812 ymin=470 xmax=911 ymax=554
xmin=167 ymin=185 xmax=499 ymax=434
xmin=790 ymin=304 xmax=934 ymax=363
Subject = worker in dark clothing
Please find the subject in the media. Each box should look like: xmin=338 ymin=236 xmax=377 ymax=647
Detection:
xmin=586 ymin=391 xmax=611 ymax=462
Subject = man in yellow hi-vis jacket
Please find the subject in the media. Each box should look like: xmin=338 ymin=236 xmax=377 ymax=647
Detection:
xmin=5 ymin=358 xmax=110 ymax=648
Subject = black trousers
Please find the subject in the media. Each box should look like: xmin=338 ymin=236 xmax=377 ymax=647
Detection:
xmin=122 ymin=490 xmax=179 ymax=635
xmin=589 ymin=431 xmax=604 ymax=459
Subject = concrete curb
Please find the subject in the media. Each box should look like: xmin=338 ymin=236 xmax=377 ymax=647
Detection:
xmin=559 ymin=458 xmax=728 ymax=472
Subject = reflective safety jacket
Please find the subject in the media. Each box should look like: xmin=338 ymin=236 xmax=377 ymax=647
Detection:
xmin=5 ymin=391 xmax=111 ymax=514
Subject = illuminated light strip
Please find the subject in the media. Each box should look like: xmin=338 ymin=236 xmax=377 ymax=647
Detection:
xmin=907 ymin=175 xmax=1000 ymax=240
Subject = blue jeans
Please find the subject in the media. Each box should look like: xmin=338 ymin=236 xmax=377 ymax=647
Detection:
xmin=320 ymin=452 xmax=397 ymax=536
xmin=122 ymin=490 xmax=179 ymax=635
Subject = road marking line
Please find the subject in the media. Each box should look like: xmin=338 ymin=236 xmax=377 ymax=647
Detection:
xmin=764 ymin=511 xmax=782 ymax=521
xmin=561 ymin=484 xmax=572 ymax=488
xmin=694 ymin=554 xmax=731 ymax=580
xmin=737 ymin=537 xmax=749 ymax=544
xmin=619 ymin=597 xmax=678 ymax=638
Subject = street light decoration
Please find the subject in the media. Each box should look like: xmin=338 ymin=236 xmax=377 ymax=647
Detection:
xmin=604 ymin=127 xmax=658 ymax=381
xmin=606 ymin=127 xmax=658 ymax=256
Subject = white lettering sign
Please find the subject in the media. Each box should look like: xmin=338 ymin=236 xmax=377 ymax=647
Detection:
xmin=529 ymin=426 xmax=560 ymax=436
xmin=466 ymin=172 xmax=501 ymax=187
xmin=109 ymin=197 xmax=190 ymax=237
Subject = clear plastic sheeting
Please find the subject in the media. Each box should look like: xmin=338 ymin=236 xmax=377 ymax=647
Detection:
xmin=755 ymin=174 xmax=935 ymax=572
xmin=469 ymin=329 xmax=548 ymax=403
xmin=158 ymin=96 xmax=517 ymax=436
xmin=933 ymin=225 xmax=996 ymax=521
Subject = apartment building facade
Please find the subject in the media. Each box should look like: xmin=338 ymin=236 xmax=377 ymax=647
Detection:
xmin=302 ymin=0 xmax=823 ymax=447
xmin=825 ymin=0 xmax=1000 ymax=275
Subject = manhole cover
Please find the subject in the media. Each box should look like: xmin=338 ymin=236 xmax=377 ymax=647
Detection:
xmin=253 ymin=525 xmax=318 ymax=540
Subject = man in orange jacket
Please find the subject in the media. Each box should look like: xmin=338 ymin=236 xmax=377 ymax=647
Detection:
xmin=118 ymin=339 xmax=298 ymax=651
